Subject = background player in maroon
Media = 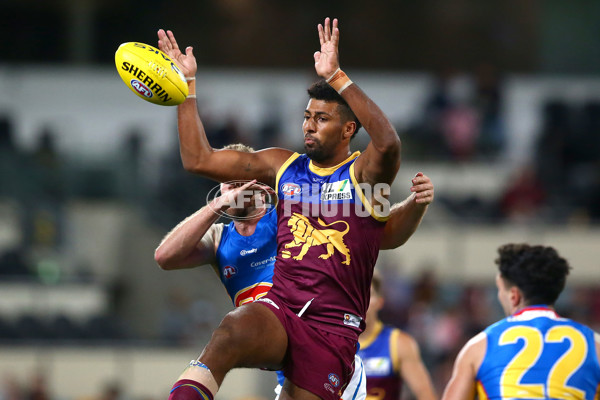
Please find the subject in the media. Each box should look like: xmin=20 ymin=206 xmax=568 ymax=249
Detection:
xmin=158 ymin=17 xmax=407 ymax=400
xmin=358 ymin=273 xmax=437 ymax=400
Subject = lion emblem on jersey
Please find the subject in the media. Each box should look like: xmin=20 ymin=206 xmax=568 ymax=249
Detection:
xmin=282 ymin=213 xmax=351 ymax=265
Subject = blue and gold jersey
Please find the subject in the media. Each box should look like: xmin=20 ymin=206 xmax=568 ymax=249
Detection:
xmin=212 ymin=210 xmax=286 ymax=387
xmin=215 ymin=210 xmax=277 ymax=307
xmin=476 ymin=306 xmax=600 ymax=400
xmin=358 ymin=321 xmax=403 ymax=400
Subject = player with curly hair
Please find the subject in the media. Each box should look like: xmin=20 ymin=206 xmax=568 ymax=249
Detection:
xmin=442 ymin=244 xmax=600 ymax=400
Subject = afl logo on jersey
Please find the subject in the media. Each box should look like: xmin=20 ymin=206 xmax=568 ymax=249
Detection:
xmin=222 ymin=265 xmax=237 ymax=279
xmin=281 ymin=183 xmax=302 ymax=196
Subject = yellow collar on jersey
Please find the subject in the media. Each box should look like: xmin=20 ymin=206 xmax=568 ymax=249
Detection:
xmin=308 ymin=151 xmax=360 ymax=176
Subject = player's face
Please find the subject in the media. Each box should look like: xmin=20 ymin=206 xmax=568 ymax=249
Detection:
xmin=303 ymin=99 xmax=346 ymax=163
xmin=496 ymin=273 xmax=512 ymax=316
xmin=220 ymin=182 xmax=253 ymax=218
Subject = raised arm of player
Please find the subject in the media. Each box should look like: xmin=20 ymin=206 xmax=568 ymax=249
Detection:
xmin=313 ymin=18 xmax=401 ymax=187
xmin=396 ymin=331 xmax=437 ymax=400
xmin=157 ymin=29 xmax=292 ymax=186
xmin=154 ymin=180 xmax=256 ymax=270
xmin=441 ymin=333 xmax=487 ymax=400
xmin=596 ymin=332 xmax=600 ymax=365
xmin=381 ymin=172 xmax=434 ymax=250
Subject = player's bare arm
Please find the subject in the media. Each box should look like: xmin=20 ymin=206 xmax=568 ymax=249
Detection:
xmin=314 ymin=18 xmax=401 ymax=187
xmin=154 ymin=205 xmax=220 ymax=270
xmin=155 ymin=181 xmax=258 ymax=269
xmin=442 ymin=332 xmax=487 ymax=400
xmin=396 ymin=331 xmax=437 ymax=400
xmin=381 ymin=172 xmax=434 ymax=250
xmin=595 ymin=332 xmax=600 ymax=363
xmin=157 ymin=29 xmax=292 ymax=186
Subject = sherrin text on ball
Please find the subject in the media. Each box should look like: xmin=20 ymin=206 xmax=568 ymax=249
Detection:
xmin=115 ymin=42 xmax=188 ymax=106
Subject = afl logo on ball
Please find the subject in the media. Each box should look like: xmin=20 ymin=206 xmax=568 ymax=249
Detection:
xmin=130 ymin=79 xmax=153 ymax=98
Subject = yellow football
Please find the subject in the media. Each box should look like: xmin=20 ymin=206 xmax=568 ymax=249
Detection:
xmin=115 ymin=42 xmax=188 ymax=106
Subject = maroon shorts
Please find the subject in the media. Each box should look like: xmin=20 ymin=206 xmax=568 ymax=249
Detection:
xmin=256 ymin=292 xmax=357 ymax=400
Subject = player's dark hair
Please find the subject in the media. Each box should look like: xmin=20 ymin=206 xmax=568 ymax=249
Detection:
xmin=307 ymin=80 xmax=362 ymax=138
xmin=496 ymin=243 xmax=571 ymax=306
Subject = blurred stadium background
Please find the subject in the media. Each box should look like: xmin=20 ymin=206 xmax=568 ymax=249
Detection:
xmin=1 ymin=1 xmax=600 ymax=400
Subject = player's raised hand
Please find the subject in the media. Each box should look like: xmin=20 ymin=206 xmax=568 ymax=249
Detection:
xmin=157 ymin=29 xmax=197 ymax=78
xmin=410 ymin=172 xmax=434 ymax=205
xmin=212 ymin=180 xmax=262 ymax=212
xmin=314 ymin=17 xmax=341 ymax=79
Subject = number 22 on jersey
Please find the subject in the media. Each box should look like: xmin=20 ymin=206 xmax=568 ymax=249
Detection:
xmin=499 ymin=325 xmax=586 ymax=399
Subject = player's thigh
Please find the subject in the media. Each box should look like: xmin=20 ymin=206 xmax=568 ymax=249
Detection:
xmin=201 ymin=302 xmax=287 ymax=368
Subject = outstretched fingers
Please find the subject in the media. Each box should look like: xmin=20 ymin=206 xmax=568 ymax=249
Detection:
xmin=157 ymin=29 xmax=168 ymax=50
xmin=314 ymin=17 xmax=341 ymax=79
xmin=331 ymin=19 xmax=339 ymax=47
xmin=317 ymin=18 xmax=340 ymax=50
xmin=166 ymin=30 xmax=180 ymax=52
xmin=318 ymin=23 xmax=324 ymax=46
xmin=324 ymin=17 xmax=331 ymax=41
xmin=157 ymin=29 xmax=179 ymax=55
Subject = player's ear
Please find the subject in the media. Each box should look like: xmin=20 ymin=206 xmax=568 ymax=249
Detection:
xmin=342 ymin=121 xmax=356 ymax=140
xmin=509 ymin=286 xmax=521 ymax=308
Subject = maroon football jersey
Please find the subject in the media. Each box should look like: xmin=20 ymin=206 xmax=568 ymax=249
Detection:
xmin=270 ymin=152 xmax=387 ymax=339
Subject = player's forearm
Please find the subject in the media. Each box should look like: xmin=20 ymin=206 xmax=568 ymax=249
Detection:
xmin=411 ymin=371 xmax=437 ymax=400
xmin=381 ymin=196 xmax=428 ymax=250
xmin=341 ymin=84 xmax=401 ymax=156
xmin=415 ymin=387 xmax=437 ymax=400
xmin=154 ymin=204 xmax=220 ymax=270
xmin=176 ymin=80 xmax=215 ymax=173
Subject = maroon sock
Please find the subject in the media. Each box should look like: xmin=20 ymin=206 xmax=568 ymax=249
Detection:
xmin=169 ymin=379 xmax=214 ymax=400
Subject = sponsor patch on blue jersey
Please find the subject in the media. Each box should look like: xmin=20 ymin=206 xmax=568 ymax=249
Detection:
xmin=240 ymin=248 xmax=257 ymax=256
xmin=321 ymin=179 xmax=352 ymax=201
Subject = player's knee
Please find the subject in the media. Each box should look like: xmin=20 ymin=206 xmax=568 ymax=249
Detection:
xmin=211 ymin=312 xmax=246 ymax=347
